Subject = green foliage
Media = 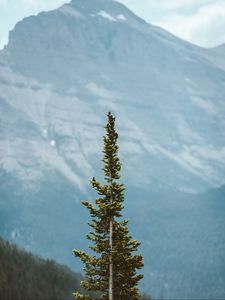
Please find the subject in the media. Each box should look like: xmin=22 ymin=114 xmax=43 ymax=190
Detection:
xmin=0 ymin=236 xmax=83 ymax=300
xmin=74 ymin=112 xmax=144 ymax=300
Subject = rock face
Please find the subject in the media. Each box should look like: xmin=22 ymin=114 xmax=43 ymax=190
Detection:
xmin=0 ymin=0 xmax=225 ymax=298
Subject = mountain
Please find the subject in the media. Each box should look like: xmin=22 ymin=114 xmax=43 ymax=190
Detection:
xmin=0 ymin=0 xmax=225 ymax=298
xmin=1 ymin=0 xmax=225 ymax=192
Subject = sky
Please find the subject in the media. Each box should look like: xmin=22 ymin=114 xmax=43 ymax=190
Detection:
xmin=0 ymin=0 xmax=225 ymax=49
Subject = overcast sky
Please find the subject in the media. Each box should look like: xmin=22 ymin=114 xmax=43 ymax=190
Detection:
xmin=0 ymin=0 xmax=225 ymax=49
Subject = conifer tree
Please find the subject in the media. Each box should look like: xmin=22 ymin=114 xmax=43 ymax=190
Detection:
xmin=73 ymin=112 xmax=144 ymax=300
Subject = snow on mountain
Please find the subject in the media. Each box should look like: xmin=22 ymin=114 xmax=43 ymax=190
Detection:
xmin=202 ymin=43 xmax=225 ymax=71
xmin=1 ymin=0 xmax=225 ymax=192
xmin=0 ymin=0 xmax=225 ymax=298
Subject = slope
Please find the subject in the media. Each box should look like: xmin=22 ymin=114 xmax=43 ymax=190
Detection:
xmin=0 ymin=236 xmax=83 ymax=300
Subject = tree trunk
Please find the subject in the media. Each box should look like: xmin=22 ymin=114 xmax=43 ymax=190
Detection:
xmin=109 ymin=176 xmax=113 ymax=300
xmin=109 ymin=218 xmax=113 ymax=300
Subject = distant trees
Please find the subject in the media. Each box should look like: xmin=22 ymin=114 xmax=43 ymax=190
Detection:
xmin=74 ymin=112 xmax=144 ymax=300
xmin=0 ymin=237 xmax=82 ymax=300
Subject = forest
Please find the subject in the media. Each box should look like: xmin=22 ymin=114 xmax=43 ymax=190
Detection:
xmin=0 ymin=237 xmax=151 ymax=300
xmin=0 ymin=236 xmax=83 ymax=300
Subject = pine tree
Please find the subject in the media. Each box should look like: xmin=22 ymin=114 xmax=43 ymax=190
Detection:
xmin=73 ymin=112 xmax=144 ymax=300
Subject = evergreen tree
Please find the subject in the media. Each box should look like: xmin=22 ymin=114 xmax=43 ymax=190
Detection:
xmin=73 ymin=112 xmax=144 ymax=300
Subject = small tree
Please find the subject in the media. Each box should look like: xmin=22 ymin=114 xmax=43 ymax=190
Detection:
xmin=73 ymin=112 xmax=144 ymax=300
